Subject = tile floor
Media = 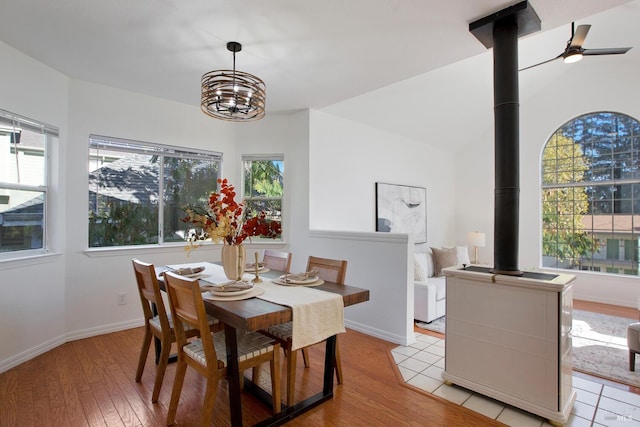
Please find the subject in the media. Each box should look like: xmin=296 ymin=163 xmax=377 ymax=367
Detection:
xmin=392 ymin=332 xmax=640 ymax=426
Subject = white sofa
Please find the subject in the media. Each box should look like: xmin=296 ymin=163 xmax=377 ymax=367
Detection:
xmin=414 ymin=246 xmax=469 ymax=323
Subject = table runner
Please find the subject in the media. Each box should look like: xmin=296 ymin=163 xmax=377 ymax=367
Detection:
xmin=257 ymin=281 xmax=345 ymax=350
xmin=167 ymin=262 xmax=346 ymax=350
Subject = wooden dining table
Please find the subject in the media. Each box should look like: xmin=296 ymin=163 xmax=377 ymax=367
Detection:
xmin=157 ymin=263 xmax=369 ymax=427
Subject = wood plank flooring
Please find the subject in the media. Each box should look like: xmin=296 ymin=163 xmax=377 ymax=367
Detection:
xmin=0 ymin=300 xmax=636 ymax=426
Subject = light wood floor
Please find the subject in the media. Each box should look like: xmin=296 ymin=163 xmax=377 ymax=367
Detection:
xmin=0 ymin=300 xmax=636 ymax=426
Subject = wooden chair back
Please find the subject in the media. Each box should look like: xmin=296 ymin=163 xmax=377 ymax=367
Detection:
xmin=163 ymin=271 xmax=220 ymax=370
xmin=307 ymin=256 xmax=348 ymax=285
xmin=164 ymin=272 xmax=281 ymax=425
xmin=132 ymin=259 xmax=170 ymax=331
xmin=263 ymin=249 xmax=293 ymax=273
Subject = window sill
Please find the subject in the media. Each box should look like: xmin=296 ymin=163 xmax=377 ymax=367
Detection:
xmin=0 ymin=251 xmax=62 ymax=270
xmin=84 ymin=241 xmax=287 ymax=258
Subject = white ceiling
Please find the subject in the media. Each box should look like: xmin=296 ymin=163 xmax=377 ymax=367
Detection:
xmin=0 ymin=0 xmax=636 ymax=124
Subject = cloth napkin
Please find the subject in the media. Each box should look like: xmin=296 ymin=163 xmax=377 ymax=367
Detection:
xmin=167 ymin=262 xmax=252 ymax=285
xmin=258 ymin=281 xmax=346 ymax=350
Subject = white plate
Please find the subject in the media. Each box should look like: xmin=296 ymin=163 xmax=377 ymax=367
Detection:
xmin=246 ymin=262 xmax=266 ymax=270
xmin=208 ymin=285 xmax=254 ymax=297
xmin=183 ymin=272 xmax=204 ymax=278
xmin=204 ymin=286 xmax=265 ymax=301
xmin=272 ymin=278 xmax=324 ymax=287
xmin=279 ymin=274 xmax=320 ymax=285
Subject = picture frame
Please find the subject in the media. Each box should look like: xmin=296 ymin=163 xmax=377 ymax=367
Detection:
xmin=375 ymin=182 xmax=427 ymax=243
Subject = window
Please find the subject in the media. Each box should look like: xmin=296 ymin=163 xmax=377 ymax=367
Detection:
xmin=89 ymin=135 xmax=221 ymax=247
xmin=242 ymin=154 xmax=283 ymax=241
xmin=0 ymin=109 xmax=55 ymax=258
xmin=541 ymin=111 xmax=640 ymax=276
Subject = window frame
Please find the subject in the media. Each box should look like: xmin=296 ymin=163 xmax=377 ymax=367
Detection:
xmin=541 ymin=111 xmax=640 ymax=276
xmin=241 ymin=153 xmax=284 ymax=243
xmin=88 ymin=134 xmax=222 ymax=249
xmin=0 ymin=109 xmax=55 ymax=261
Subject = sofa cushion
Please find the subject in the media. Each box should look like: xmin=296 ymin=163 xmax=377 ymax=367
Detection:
xmin=414 ymin=254 xmax=427 ymax=281
xmin=414 ymin=251 xmax=435 ymax=281
xmin=431 ymin=247 xmax=457 ymax=276
xmin=434 ymin=278 xmax=446 ymax=301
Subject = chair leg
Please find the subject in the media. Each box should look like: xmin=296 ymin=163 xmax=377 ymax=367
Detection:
xmin=286 ymin=348 xmax=297 ymax=407
xmin=335 ymin=340 xmax=343 ymax=385
xmin=252 ymin=365 xmax=261 ymax=386
xmin=166 ymin=359 xmax=187 ymax=426
xmin=301 ymin=347 xmax=310 ymax=367
xmin=271 ymin=347 xmax=281 ymax=414
xmin=151 ymin=337 xmax=171 ymax=403
xmin=200 ymin=377 xmax=218 ymax=427
xmin=135 ymin=328 xmax=152 ymax=382
xmin=631 ymin=350 xmax=636 ymax=372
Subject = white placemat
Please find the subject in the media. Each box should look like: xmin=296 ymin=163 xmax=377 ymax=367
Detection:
xmin=257 ymin=280 xmax=345 ymax=350
xmin=166 ymin=262 xmax=254 ymax=286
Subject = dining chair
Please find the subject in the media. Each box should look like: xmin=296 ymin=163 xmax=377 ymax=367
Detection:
xmin=306 ymin=256 xmax=347 ymax=385
xmin=262 ymin=249 xmax=292 ymax=273
xmin=131 ymin=259 xmax=221 ymax=403
xmin=261 ymin=255 xmax=348 ymax=406
xmin=163 ymin=271 xmax=281 ymax=426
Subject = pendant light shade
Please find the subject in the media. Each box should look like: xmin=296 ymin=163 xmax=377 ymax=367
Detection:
xmin=201 ymin=41 xmax=266 ymax=122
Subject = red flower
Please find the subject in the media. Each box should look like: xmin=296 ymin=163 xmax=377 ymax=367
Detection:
xmin=182 ymin=178 xmax=281 ymax=250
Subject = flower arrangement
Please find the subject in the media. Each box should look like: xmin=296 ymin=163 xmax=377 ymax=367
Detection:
xmin=181 ymin=178 xmax=281 ymax=253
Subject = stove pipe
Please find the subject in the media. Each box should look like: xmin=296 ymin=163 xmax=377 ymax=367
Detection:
xmin=491 ymin=16 xmax=522 ymax=276
xmin=469 ymin=1 xmax=540 ymax=276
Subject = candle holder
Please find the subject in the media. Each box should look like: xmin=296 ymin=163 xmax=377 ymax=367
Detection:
xmin=252 ymin=252 xmax=263 ymax=283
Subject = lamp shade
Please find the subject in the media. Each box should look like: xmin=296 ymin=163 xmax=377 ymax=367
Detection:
xmin=467 ymin=231 xmax=486 ymax=247
xmin=201 ymin=41 xmax=266 ymax=122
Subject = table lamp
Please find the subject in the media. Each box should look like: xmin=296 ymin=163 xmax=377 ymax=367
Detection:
xmin=467 ymin=231 xmax=486 ymax=264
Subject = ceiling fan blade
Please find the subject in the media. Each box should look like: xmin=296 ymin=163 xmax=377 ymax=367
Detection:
xmin=569 ymin=24 xmax=591 ymax=48
xmin=582 ymin=47 xmax=632 ymax=56
xmin=519 ymin=54 xmax=562 ymax=72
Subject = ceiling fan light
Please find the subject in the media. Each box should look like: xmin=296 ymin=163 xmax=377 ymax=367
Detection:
xmin=563 ymin=51 xmax=583 ymax=64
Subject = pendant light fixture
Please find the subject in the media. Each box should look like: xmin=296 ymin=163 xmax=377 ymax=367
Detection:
xmin=201 ymin=41 xmax=266 ymax=121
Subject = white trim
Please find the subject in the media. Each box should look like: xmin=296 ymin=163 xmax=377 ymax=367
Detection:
xmin=65 ymin=318 xmax=144 ymax=342
xmin=0 ymin=334 xmax=65 ymax=373
xmin=0 ymin=251 xmax=61 ymax=269
xmin=0 ymin=318 xmax=144 ymax=374
xmin=309 ymin=229 xmax=409 ymax=244
xmin=345 ymin=319 xmax=415 ymax=346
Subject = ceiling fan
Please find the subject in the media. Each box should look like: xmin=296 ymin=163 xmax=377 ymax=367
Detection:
xmin=519 ymin=22 xmax=632 ymax=71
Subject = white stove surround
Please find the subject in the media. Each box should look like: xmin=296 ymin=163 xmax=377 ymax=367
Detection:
xmin=441 ymin=266 xmax=576 ymax=425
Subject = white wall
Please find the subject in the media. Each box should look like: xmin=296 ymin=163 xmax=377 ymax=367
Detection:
xmin=0 ymin=41 xmax=69 ymax=370
xmin=235 ymin=110 xmax=310 ymax=255
xmin=5 ymin=5 xmax=639 ymax=372
xmin=455 ymin=53 xmax=640 ymax=307
xmin=64 ymin=80 xmax=238 ymax=337
xmin=308 ymin=109 xmax=457 ymax=248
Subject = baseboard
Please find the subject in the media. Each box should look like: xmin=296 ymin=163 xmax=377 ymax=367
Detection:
xmin=345 ymin=319 xmax=415 ymax=346
xmin=0 ymin=334 xmax=66 ymax=374
xmin=65 ymin=318 xmax=144 ymax=342
xmin=4 ymin=317 xmax=403 ymax=374
xmin=0 ymin=318 xmax=144 ymax=374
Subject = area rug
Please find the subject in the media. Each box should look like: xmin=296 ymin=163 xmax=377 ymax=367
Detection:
xmin=415 ymin=310 xmax=640 ymax=387
xmin=571 ymin=309 xmax=640 ymax=388
xmin=415 ymin=316 xmax=445 ymax=334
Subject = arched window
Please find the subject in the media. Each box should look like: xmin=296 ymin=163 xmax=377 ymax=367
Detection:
xmin=542 ymin=112 xmax=640 ymax=275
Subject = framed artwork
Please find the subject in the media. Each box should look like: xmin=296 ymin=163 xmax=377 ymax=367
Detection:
xmin=375 ymin=182 xmax=427 ymax=243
